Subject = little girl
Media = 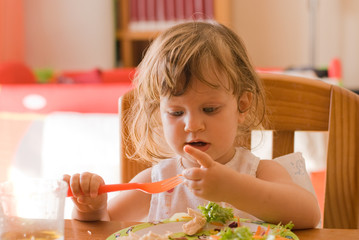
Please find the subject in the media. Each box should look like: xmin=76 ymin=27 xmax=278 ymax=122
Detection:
xmin=64 ymin=21 xmax=320 ymax=229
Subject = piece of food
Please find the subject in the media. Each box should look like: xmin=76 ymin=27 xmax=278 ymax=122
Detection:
xmin=182 ymin=208 xmax=207 ymax=235
xmin=169 ymin=212 xmax=192 ymax=222
xmin=216 ymin=226 xmax=253 ymax=240
xmin=212 ymin=221 xmax=295 ymax=240
xmin=198 ymin=202 xmax=234 ymax=224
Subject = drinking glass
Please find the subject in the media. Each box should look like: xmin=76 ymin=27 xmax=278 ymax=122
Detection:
xmin=0 ymin=178 xmax=67 ymax=240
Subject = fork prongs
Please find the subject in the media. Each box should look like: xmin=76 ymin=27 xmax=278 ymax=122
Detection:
xmin=160 ymin=174 xmax=183 ymax=191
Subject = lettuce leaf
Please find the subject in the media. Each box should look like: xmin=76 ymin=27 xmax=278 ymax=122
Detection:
xmin=271 ymin=221 xmax=294 ymax=238
xmin=217 ymin=227 xmax=253 ymax=240
xmin=198 ymin=202 xmax=234 ymax=224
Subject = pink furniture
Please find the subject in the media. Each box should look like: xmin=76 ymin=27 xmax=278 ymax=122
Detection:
xmin=0 ymin=68 xmax=134 ymax=182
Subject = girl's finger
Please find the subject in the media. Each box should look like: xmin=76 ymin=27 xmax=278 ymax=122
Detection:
xmin=62 ymin=174 xmax=71 ymax=184
xmin=184 ymin=179 xmax=201 ymax=190
xmin=70 ymin=173 xmax=81 ymax=198
xmin=183 ymin=145 xmax=214 ymax=168
xmin=89 ymin=174 xmax=104 ymax=198
xmin=182 ymin=168 xmax=201 ymax=180
xmin=79 ymin=172 xmax=92 ymax=195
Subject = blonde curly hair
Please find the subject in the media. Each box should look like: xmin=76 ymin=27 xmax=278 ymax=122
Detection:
xmin=125 ymin=21 xmax=266 ymax=165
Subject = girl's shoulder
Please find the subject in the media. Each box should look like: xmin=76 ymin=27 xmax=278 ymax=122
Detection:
xmin=257 ymin=152 xmax=316 ymax=195
xmin=227 ymin=147 xmax=261 ymax=176
xmin=258 ymin=152 xmax=307 ymax=178
xmin=132 ymin=167 xmax=153 ymax=182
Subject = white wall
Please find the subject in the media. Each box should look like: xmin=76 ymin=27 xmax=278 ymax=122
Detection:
xmin=22 ymin=0 xmax=359 ymax=88
xmin=232 ymin=0 xmax=309 ymax=68
xmin=339 ymin=0 xmax=359 ymax=89
xmin=232 ymin=0 xmax=359 ymax=89
xmin=24 ymin=0 xmax=115 ymax=72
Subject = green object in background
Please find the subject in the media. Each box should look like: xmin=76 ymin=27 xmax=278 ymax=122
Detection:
xmin=34 ymin=68 xmax=54 ymax=83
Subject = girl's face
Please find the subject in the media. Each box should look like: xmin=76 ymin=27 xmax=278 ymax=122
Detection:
xmin=160 ymin=77 xmax=250 ymax=167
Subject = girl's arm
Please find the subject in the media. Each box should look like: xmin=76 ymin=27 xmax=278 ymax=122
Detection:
xmin=229 ymin=160 xmax=320 ymax=229
xmin=182 ymin=146 xmax=321 ymax=229
xmin=108 ymin=167 xmax=152 ymax=221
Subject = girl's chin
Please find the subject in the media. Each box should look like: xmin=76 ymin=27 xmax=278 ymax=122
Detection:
xmin=180 ymin=153 xmax=201 ymax=168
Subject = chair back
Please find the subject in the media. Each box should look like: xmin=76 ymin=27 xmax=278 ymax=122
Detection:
xmin=119 ymin=72 xmax=359 ymax=229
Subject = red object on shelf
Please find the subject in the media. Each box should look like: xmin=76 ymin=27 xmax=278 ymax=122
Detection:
xmin=310 ymin=170 xmax=326 ymax=226
xmin=175 ymin=0 xmax=185 ymax=21
xmin=147 ymin=0 xmax=156 ymax=22
xmin=165 ymin=0 xmax=176 ymax=21
xmin=328 ymin=58 xmax=342 ymax=79
xmin=184 ymin=0 xmax=194 ymax=20
xmin=102 ymin=68 xmax=136 ymax=83
xmin=57 ymin=69 xmax=102 ymax=84
xmin=156 ymin=0 xmax=166 ymax=23
xmin=193 ymin=0 xmax=204 ymax=19
xmin=55 ymin=68 xmax=136 ymax=84
xmin=137 ymin=0 xmax=147 ymax=23
xmin=203 ymin=0 xmax=214 ymax=19
xmin=0 ymin=62 xmax=37 ymax=84
xmin=130 ymin=0 xmax=139 ymax=24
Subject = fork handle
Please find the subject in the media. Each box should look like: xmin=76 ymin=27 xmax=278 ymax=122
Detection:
xmin=98 ymin=183 xmax=139 ymax=194
xmin=67 ymin=183 xmax=138 ymax=197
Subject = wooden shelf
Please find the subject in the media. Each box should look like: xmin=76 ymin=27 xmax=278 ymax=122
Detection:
xmin=116 ymin=0 xmax=231 ymax=67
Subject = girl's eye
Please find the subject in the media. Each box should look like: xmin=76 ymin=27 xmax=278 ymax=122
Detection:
xmin=169 ymin=111 xmax=183 ymax=117
xmin=203 ymin=107 xmax=219 ymax=113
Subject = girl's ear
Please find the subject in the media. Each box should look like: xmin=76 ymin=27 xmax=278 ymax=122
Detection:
xmin=238 ymin=91 xmax=253 ymax=123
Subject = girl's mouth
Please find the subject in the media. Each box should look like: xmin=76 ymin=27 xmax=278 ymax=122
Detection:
xmin=186 ymin=141 xmax=210 ymax=152
xmin=189 ymin=142 xmax=206 ymax=146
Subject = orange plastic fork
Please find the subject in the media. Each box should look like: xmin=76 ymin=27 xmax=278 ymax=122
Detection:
xmin=67 ymin=174 xmax=183 ymax=197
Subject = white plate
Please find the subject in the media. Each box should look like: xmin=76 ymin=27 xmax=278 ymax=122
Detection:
xmin=106 ymin=218 xmax=299 ymax=240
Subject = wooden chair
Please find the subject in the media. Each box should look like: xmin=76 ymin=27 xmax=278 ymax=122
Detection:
xmin=119 ymin=72 xmax=359 ymax=229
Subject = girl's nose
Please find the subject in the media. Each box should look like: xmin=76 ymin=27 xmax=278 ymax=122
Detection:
xmin=184 ymin=114 xmax=205 ymax=132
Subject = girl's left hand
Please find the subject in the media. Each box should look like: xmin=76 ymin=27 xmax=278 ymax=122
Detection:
xmin=181 ymin=145 xmax=237 ymax=202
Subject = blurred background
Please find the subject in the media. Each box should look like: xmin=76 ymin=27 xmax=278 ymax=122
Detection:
xmin=1 ymin=0 xmax=358 ymax=89
xmin=1 ymin=0 xmax=357 ymax=219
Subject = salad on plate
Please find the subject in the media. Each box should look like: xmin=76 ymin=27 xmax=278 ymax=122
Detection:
xmin=108 ymin=202 xmax=298 ymax=240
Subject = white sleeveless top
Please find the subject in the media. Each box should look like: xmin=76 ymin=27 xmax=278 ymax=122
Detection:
xmin=147 ymin=147 xmax=261 ymax=221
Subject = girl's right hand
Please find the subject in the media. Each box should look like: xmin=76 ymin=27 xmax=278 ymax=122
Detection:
xmin=63 ymin=172 xmax=109 ymax=221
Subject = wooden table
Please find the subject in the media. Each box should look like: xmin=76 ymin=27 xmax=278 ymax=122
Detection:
xmin=65 ymin=219 xmax=359 ymax=240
